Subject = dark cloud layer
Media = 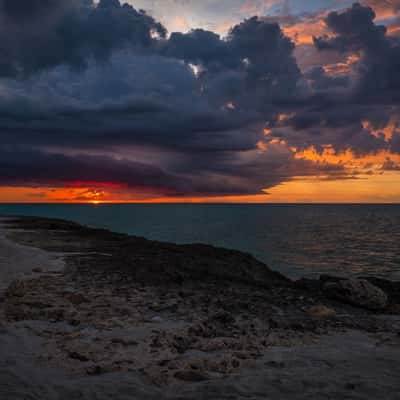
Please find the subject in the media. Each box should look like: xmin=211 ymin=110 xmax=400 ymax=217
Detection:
xmin=0 ymin=0 xmax=166 ymax=77
xmin=0 ymin=1 xmax=399 ymax=198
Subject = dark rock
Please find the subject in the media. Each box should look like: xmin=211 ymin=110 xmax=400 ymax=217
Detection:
xmin=324 ymin=279 xmax=388 ymax=311
xmin=360 ymin=277 xmax=400 ymax=304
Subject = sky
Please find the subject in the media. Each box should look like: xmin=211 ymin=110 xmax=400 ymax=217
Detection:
xmin=0 ymin=0 xmax=400 ymax=203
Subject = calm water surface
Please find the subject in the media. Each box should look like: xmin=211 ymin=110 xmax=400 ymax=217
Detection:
xmin=1 ymin=204 xmax=399 ymax=280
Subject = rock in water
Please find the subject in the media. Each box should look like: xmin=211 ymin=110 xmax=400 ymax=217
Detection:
xmin=324 ymin=279 xmax=388 ymax=311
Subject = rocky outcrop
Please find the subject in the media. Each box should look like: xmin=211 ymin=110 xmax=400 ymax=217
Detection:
xmin=5 ymin=216 xmax=290 ymax=289
xmin=323 ymin=279 xmax=388 ymax=311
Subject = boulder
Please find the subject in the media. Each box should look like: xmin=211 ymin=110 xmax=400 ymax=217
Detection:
xmin=323 ymin=279 xmax=388 ymax=311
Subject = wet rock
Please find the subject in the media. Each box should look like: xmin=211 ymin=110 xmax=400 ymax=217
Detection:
xmin=307 ymin=305 xmax=336 ymax=319
xmin=324 ymin=279 xmax=388 ymax=311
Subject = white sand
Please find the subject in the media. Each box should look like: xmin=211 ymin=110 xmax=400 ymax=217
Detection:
xmin=0 ymin=218 xmax=64 ymax=294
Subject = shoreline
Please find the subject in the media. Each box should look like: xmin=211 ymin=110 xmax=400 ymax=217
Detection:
xmin=1 ymin=216 xmax=400 ymax=399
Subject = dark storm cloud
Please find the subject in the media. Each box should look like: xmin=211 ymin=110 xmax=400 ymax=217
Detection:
xmin=0 ymin=4 xmax=301 ymax=153
xmin=0 ymin=147 xmax=190 ymax=193
xmin=0 ymin=0 xmax=166 ymax=77
xmin=313 ymin=2 xmax=400 ymax=102
xmin=0 ymin=1 xmax=398 ymax=197
xmin=162 ymin=16 xmax=301 ymax=110
xmin=313 ymin=3 xmax=387 ymax=53
xmin=0 ymin=146 xmax=349 ymax=197
xmin=390 ymin=132 xmax=400 ymax=153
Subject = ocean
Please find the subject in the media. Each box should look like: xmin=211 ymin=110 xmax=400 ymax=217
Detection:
xmin=1 ymin=203 xmax=399 ymax=280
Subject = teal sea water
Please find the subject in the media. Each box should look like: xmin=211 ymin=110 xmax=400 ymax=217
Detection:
xmin=1 ymin=203 xmax=399 ymax=280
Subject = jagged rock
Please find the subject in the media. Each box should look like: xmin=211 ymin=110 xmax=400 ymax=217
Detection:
xmin=324 ymin=279 xmax=388 ymax=310
xmin=307 ymin=305 xmax=336 ymax=319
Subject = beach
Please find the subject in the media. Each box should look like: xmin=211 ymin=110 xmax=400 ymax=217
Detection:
xmin=1 ymin=216 xmax=400 ymax=399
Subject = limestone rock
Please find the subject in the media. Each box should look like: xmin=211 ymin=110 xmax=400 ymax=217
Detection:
xmin=324 ymin=279 xmax=388 ymax=310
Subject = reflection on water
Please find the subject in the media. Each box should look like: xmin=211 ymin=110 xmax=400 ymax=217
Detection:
xmin=1 ymin=204 xmax=399 ymax=280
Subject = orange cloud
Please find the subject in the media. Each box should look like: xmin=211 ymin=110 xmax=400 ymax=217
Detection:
xmin=323 ymin=54 xmax=360 ymax=76
xmin=362 ymin=0 xmax=400 ymax=20
xmin=283 ymin=18 xmax=327 ymax=45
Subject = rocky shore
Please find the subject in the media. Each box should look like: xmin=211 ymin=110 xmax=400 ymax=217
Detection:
xmin=1 ymin=216 xmax=400 ymax=399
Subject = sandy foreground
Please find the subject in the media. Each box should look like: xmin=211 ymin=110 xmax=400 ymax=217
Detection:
xmin=0 ymin=216 xmax=400 ymax=400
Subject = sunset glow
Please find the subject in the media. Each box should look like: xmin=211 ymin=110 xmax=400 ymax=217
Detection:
xmin=1 ymin=0 xmax=400 ymax=204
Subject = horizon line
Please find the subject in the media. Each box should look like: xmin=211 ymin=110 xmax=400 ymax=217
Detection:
xmin=0 ymin=202 xmax=399 ymax=206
